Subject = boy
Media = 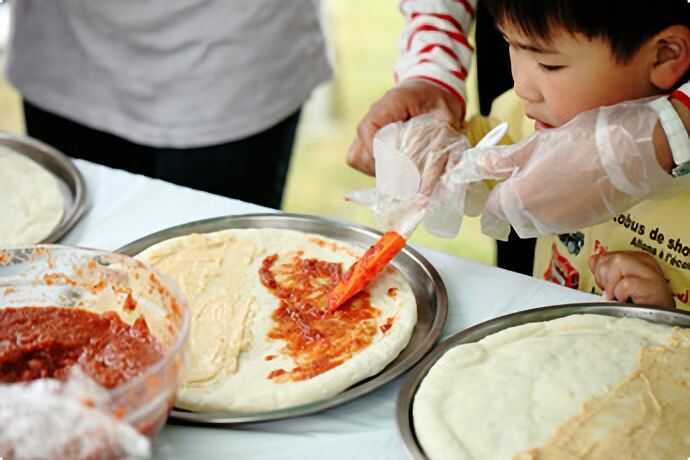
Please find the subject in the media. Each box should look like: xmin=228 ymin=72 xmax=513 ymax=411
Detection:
xmin=476 ymin=0 xmax=690 ymax=308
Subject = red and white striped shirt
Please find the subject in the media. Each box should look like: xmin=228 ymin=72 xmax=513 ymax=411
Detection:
xmin=396 ymin=0 xmax=477 ymax=107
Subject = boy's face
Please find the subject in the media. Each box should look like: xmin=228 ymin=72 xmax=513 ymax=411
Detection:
xmin=500 ymin=23 xmax=661 ymax=130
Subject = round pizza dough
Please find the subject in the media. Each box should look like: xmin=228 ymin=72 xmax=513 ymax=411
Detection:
xmin=413 ymin=314 xmax=690 ymax=460
xmin=0 ymin=147 xmax=64 ymax=246
xmin=137 ymin=228 xmax=417 ymax=413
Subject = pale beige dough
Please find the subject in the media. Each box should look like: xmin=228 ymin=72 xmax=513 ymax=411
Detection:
xmin=138 ymin=228 xmax=417 ymax=413
xmin=413 ymin=314 xmax=687 ymax=460
xmin=0 ymin=148 xmax=64 ymax=246
xmin=515 ymin=329 xmax=690 ymax=460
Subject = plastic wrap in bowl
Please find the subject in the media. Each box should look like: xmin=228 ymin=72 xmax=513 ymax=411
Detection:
xmin=0 ymin=245 xmax=190 ymax=438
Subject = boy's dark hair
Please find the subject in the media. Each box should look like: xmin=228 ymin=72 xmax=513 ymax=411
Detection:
xmin=485 ymin=0 xmax=690 ymax=66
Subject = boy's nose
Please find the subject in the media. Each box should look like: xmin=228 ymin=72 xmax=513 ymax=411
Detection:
xmin=513 ymin=76 xmax=542 ymax=104
xmin=511 ymin=59 xmax=542 ymax=104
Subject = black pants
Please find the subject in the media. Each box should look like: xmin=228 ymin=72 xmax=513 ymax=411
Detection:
xmin=23 ymin=101 xmax=301 ymax=210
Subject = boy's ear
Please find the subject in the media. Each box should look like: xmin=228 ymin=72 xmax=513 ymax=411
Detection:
xmin=649 ymin=25 xmax=690 ymax=91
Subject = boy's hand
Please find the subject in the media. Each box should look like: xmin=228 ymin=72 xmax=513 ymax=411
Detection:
xmin=589 ymin=251 xmax=674 ymax=308
xmin=347 ymin=79 xmax=465 ymax=176
xmin=446 ymin=99 xmax=675 ymax=240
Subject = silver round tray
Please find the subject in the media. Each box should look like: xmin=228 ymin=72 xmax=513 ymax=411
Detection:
xmin=118 ymin=212 xmax=448 ymax=425
xmin=0 ymin=132 xmax=87 ymax=244
xmin=397 ymin=302 xmax=690 ymax=459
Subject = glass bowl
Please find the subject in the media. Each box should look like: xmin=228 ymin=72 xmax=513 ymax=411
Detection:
xmin=0 ymin=245 xmax=190 ymax=438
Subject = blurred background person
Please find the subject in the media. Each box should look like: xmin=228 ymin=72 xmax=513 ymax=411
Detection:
xmin=6 ymin=0 xmax=331 ymax=209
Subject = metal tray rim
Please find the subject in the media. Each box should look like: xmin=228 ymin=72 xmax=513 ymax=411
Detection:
xmin=0 ymin=132 xmax=87 ymax=244
xmin=117 ymin=212 xmax=448 ymax=425
xmin=396 ymin=302 xmax=690 ymax=460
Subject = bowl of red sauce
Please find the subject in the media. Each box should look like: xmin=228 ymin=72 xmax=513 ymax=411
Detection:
xmin=0 ymin=245 xmax=190 ymax=441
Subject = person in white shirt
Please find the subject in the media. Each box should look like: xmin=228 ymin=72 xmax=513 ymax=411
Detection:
xmin=7 ymin=0 xmax=331 ymax=209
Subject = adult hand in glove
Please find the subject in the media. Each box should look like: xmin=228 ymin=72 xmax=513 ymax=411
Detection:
xmin=347 ymin=79 xmax=466 ymax=176
xmin=447 ymin=98 xmax=677 ymax=241
xmin=347 ymin=113 xmax=509 ymax=238
xmin=347 ymin=113 xmax=470 ymax=238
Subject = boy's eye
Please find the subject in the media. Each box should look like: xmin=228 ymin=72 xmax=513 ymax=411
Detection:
xmin=539 ymin=63 xmax=565 ymax=72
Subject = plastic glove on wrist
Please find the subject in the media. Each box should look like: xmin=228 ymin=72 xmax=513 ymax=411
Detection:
xmin=334 ymin=114 xmax=468 ymax=312
xmin=332 ymin=118 xmax=508 ymax=312
xmin=347 ymin=113 xmax=469 ymax=237
xmin=445 ymin=99 xmax=676 ymax=241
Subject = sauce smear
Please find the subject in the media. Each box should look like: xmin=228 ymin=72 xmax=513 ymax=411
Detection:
xmin=259 ymin=254 xmax=381 ymax=382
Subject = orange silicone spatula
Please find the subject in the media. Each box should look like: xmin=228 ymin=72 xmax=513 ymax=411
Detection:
xmin=327 ymin=230 xmax=406 ymax=312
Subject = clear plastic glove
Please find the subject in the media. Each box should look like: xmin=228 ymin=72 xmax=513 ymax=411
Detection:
xmin=347 ymin=79 xmax=466 ymax=176
xmin=0 ymin=368 xmax=150 ymax=460
xmin=347 ymin=113 xmax=470 ymax=238
xmin=445 ymin=98 xmax=676 ymax=241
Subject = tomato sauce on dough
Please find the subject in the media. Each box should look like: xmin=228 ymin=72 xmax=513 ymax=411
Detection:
xmin=259 ymin=254 xmax=381 ymax=382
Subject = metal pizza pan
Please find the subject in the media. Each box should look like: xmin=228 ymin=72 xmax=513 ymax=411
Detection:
xmin=0 ymin=132 xmax=86 ymax=244
xmin=118 ymin=212 xmax=448 ymax=425
xmin=396 ymin=302 xmax=690 ymax=459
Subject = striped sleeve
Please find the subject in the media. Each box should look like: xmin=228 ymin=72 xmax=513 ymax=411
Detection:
xmin=395 ymin=0 xmax=477 ymax=106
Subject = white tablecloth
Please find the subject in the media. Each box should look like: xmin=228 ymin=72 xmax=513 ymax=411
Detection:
xmin=67 ymin=161 xmax=599 ymax=460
